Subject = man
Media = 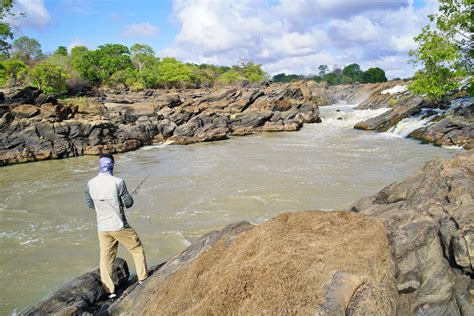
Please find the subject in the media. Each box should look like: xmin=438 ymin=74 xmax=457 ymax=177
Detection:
xmin=85 ymin=154 xmax=148 ymax=299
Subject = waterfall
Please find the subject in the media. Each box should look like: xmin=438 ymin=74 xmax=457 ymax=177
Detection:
xmin=387 ymin=96 xmax=472 ymax=137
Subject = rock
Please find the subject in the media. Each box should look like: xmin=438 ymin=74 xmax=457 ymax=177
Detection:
xmin=109 ymin=221 xmax=254 ymax=314
xmin=109 ymin=212 xmax=397 ymax=315
xmin=0 ymin=81 xmax=326 ymax=166
xmin=262 ymin=121 xmax=285 ymax=132
xmin=20 ymin=258 xmax=129 ymax=315
xmin=34 ymin=93 xmax=57 ymax=106
xmin=7 ymin=86 xmax=42 ymax=105
xmin=351 ymin=151 xmax=474 ymax=314
xmin=409 ymin=118 xmax=474 ymax=149
xmin=167 ymin=95 xmax=182 ymax=108
xmin=11 ymin=104 xmax=40 ymax=118
xmin=354 ymin=97 xmax=424 ymax=131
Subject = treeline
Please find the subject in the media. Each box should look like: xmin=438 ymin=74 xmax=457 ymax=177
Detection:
xmin=273 ymin=63 xmax=388 ymax=85
xmin=0 ymin=36 xmax=268 ymax=94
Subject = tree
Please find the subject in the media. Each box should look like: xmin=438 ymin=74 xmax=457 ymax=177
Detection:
xmin=74 ymin=44 xmax=132 ymax=84
xmin=0 ymin=0 xmax=16 ymax=56
xmin=272 ymin=73 xmax=301 ymax=83
xmin=157 ymin=57 xmax=192 ymax=88
xmin=0 ymin=59 xmax=27 ymax=86
xmin=241 ymin=62 xmax=266 ymax=83
xmin=30 ymin=62 xmax=69 ymax=94
xmin=408 ymin=0 xmax=471 ymax=100
xmin=317 ymin=65 xmax=329 ymax=76
xmin=362 ymin=67 xmax=387 ymax=83
xmin=12 ymin=36 xmax=42 ymax=64
xmin=110 ymin=69 xmax=137 ymax=88
xmin=70 ymin=45 xmax=88 ymax=69
xmin=54 ymin=46 xmax=68 ymax=56
xmin=130 ymin=43 xmax=156 ymax=70
xmin=216 ymin=69 xmax=243 ymax=85
xmin=342 ymin=63 xmax=363 ymax=82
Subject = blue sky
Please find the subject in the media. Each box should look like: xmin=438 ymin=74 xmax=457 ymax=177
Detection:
xmin=10 ymin=0 xmax=438 ymax=78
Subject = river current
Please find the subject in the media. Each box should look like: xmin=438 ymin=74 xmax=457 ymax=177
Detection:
xmin=0 ymin=103 xmax=458 ymax=314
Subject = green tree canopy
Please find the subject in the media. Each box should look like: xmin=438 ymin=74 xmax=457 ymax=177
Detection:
xmin=75 ymin=44 xmax=132 ymax=84
xmin=12 ymin=36 xmax=42 ymax=64
xmin=158 ymin=57 xmax=191 ymax=87
xmin=0 ymin=0 xmax=15 ymax=56
xmin=342 ymin=63 xmax=363 ymax=82
xmin=30 ymin=62 xmax=69 ymax=94
xmin=409 ymin=0 xmax=471 ymax=100
xmin=0 ymin=59 xmax=27 ymax=86
xmin=272 ymin=73 xmax=301 ymax=83
xmin=54 ymin=46 xmax=68 ymax=56
xmin=130 ymin=43 xmax=157 ymax=70
xmin=362 ymin=67 xmax=387 ymax=83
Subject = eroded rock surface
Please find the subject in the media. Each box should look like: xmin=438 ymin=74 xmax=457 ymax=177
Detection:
xmin=0 ymin=82 xmax=324 ymax=166
xmin=352 ymin=151 xmax=474 ymax=315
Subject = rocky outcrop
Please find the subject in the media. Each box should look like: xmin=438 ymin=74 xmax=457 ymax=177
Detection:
xmin=352 ymin=151 xmax=474 ymax=314
xmin=0 ymin=82 xmax=323 ymax=166
xmin=354 ymin=96 xmax=424 ymax=131
xmin=19 ymin=258 xmax=129 ymax=315
xmin=409 ymin=99 xmax=474 ymax=149
xmin=351 ymin=81 xmax=473 ymax=149
xmin=109 ymin=211 xmax=397 ymax=315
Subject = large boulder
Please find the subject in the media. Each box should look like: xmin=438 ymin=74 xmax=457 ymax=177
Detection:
xmin=351 ymin=151 xmax=474 ymax=314
xmin=109 ymin=212 xmax=398 ymax=315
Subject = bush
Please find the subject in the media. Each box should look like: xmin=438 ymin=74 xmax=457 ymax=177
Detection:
xmin=30 ymin=62 xmax=69 ymax=94
xmin=0 ymin=59 xmax=27 ymax=86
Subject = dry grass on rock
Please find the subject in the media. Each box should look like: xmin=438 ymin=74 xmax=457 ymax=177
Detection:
xmin=138 ymin=211 xmax=398 ymax=315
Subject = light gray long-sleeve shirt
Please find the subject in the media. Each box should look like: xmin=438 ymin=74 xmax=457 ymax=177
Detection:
xmin=85 ymin=173 xmax=134 ymax=231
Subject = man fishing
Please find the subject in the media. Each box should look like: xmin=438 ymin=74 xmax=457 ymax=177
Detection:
xmin=85 ymin=154 xmax=148 ymax=299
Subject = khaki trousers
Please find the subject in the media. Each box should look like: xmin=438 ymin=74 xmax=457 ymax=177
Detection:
xmin=98 ymin=227 xmax=148 ymax=293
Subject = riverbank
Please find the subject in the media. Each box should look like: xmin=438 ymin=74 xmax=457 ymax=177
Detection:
xmin=21 ymin=150 xmax=473 ymax=315
xmin=1 ymin=80 xmax=472 ymax=166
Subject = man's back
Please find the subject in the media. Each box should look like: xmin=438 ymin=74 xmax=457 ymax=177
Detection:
xmin=86 ymin=173 xmax=133 ymax=231
xmin=85 ymin=154 xmax=147 ymax=297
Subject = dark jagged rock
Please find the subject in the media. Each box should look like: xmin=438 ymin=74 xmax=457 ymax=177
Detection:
xmin=351 ymin=151 xmax=474 ymax=315
xmin=19 ymin=258 xmax=129 ymax=315
xmin=0 ymin=82 xmax=325 ymax=166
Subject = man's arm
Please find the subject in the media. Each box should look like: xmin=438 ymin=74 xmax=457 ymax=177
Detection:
xmin=85 ymin=186 xmax=95 ymax=209
xmin=119 ymin=180 xmax=134 ymax=208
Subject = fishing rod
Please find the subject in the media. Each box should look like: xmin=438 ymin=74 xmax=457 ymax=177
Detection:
xmin=131 ymin=174 xmax=150 ymax=195
xmin=130 ymin=174 xmax=152 ymax=224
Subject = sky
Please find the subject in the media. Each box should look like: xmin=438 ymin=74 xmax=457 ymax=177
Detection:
xmin=8 ymin=0 xmax=439 ymax=79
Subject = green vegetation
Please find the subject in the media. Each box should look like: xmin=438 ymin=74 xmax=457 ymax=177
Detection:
xmin=409 ymin=0 xmax=472 ymax=100
xmin=0 ymin=40 xmax=268 ymax=94
xmin=0 ymin=0 xmax=15 ymax=57
xmin=272 ymin=64 xmax=387 ymax=85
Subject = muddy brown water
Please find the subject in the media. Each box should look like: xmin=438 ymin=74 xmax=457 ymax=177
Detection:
xmin=0 ymin=103 xmax=458 ymax=314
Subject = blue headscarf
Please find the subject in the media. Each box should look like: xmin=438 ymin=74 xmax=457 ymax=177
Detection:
xmin=99 ymin=157 xmax=114 ymax=175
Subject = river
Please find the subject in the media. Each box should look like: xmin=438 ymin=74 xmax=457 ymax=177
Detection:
xmin=0 ymin=103 xmax=459 ymax=314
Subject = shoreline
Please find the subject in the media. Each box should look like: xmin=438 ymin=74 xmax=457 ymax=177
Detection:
xmin=2 ymin=80 xmax=472 ymax=167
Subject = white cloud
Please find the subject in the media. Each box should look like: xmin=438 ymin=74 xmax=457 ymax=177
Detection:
xmin=121 ymin=22 xmax=159 ymax=38
xmin=9 ymin=0 xmax=51 ymax=29
xmin=329 ymin=16 xmax=381 ymax=45
xmin=67 ymin=38 xmax=87 ymax=51
xmin=163 ymin=0 xmax=438 ymax=79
